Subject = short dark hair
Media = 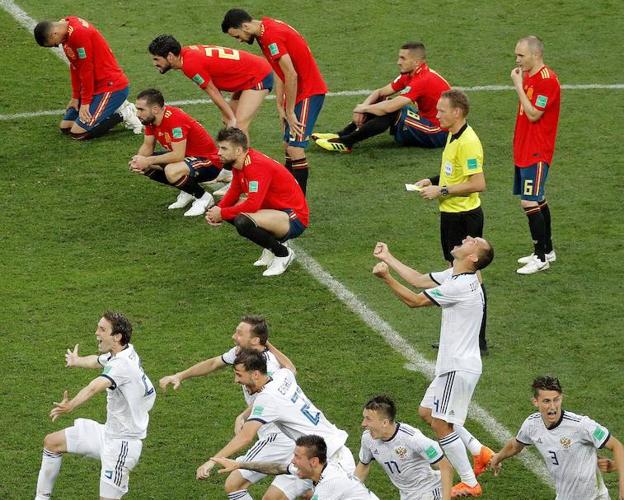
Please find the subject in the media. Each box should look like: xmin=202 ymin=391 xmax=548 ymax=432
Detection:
xmin=364 ymin=394 xmax=396 ymax=421
xmin=102 ymin=311 xmax=132 ymax=345
xmin=474 ymin=241 xmax=494 ymax=271
xmin=234 ymin=348 xmax=267 ymax=374
xmin=148 ymin=34 xmax=181 ymax=57
xmin=532 ymin=376 xmax=562 ymax=397
xmin=34 ymin=21 xmax=54 ymax=46
xmin=296 ymin=435 xmax=327 ymax=464
xmin=241 ymin=315 xmax=269 ymax=345
xmin=441 ymin=89 xmax=470 ymax=117
xmin=222 ymin=8 xmax=252 ymax=32
xmin=217 ymin=127 xmax=249 ymax=150
xmin=400 ymin=41 xmax=426 ymax=59
xmin=136 ymin=88 xmax=165 ymax=107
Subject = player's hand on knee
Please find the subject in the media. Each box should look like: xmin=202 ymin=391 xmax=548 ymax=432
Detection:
xmin=65 ymin=344 xmax=80 ymax=367
xmin=372 ymin=262 xmax=390 ymax=279
xmin=211 ymin=456 xmax=240 ymax=474
xmin=196 ymin=460 xmax=215 ymax=480
xmin=159 ymin=374 xmax=181 ymax=391
xmin=352 ymin=111 xmax=365 ymax=128
xmin=79 ymin=104 xmax=92 ymax=123
xmin=67 ymin=98 xmax=79 ymax=111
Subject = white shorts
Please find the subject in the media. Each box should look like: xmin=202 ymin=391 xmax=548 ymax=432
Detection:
xmin=65 ymin=418 xmax=142 ymax=499
xmin=420 ymin=371 xmax=480 ymax=425
xmin=236 ymin=432 xmax=310 ymax=499
xmin=328 ymin=445 xmax=356 ymax=474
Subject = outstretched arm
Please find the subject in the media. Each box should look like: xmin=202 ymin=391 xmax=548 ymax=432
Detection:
xmin=49 ymin=376 xmax=111 ymax=421
xmin=65 ymin=344 xmax=100 ymax=369
xmin=211 ymin=456 xmax=289 ymax=476
xmin=490 ymin=438 xmax=526 ymax=475
xmin=159 ymin=355 xmax=226 ymax=391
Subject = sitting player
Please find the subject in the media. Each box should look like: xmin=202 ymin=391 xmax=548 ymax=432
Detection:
xmin=129 ymin=89 xmax=224 ymax=217
xmin=314 ymin=42 xmax=449 ymax=152
xmin=34 ymin=17 xmax=142 ymax=140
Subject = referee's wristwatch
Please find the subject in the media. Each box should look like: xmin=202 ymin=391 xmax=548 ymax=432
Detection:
xmin=440 ymin=186 xmax=449 ymax=196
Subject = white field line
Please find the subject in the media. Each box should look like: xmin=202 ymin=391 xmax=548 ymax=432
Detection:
xmin=293 ymin=245 xmax=554 ymax=487
xmin=1 ymin=84 xmax=623 ymax=121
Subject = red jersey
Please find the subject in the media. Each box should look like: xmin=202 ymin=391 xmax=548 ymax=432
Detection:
xmin=390 ymin=63 xmax=450 ymax=126
xmin=513 ymin=65 xmax=561 ymax=167
xmin=62 ymin=16 xmax=129 ymax=104
xmin=144 ymin=105 xmax=220 ymax=162
xmin=180 ymin=45 xmax=272 ymax=92
xmin=218 ymin=149 xmax=309 ymax=225
xmin=257 ymin=17 xmax=327 ymax=104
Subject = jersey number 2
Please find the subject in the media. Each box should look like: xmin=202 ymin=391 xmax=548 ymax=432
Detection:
xmin=205 ymin=47 xmax=240 ymax=60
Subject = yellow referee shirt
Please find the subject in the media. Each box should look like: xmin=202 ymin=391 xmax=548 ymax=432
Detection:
xmin=438 ymin=124 xmax=483 ymax=213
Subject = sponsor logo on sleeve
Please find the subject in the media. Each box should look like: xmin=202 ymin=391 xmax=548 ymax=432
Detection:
xmin=535 ymin=95 xmax=548 ymax=108
xmin=249 ymin=180 xmax=259 ymax=193
xmin=467 ymin=158 xmax=478 ymax=170
xmin=268 ymin=43 xmax=279 ymax=56
xmin=192 ymin=74 xmax=205 ymax=86
xmin=103 ymin=365 xmax=112 ymax=375
xmin=77 ymin=47 xmax=87 ymax=59
xmin=429 ymin=289 xmax=443 ymax=298
xmin=252 ymin=405 xmax=264 ymax=417
xmin=172 ymin=127 xmax=183 ymax=139
xmin=425 ymin=446 xmax=439 ymax=460
xmin=400 ymin=86 xmax=412 ymax=95
xmin=593 ymin=426 xmax=606 ymax=442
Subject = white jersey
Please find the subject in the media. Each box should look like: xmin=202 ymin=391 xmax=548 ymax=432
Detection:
xmin=98 ymin=344 xmax=155 ymax=440
xmin=249 ymin=368 xmax=348 ymax=456
xmin=516 ymin=410 xmax=610 ymax=500
xmin=359 ymin=423 xmax=443 ymax=499
xmin=287 ymin=462 xmax=378 ymax=500
xmin=222 ymin=346 xmax=285 ymax=440
xmin=424 ymin=269 xmax=483 ymax=376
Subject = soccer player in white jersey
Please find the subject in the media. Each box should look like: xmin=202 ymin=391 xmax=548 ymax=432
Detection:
xmin=197 ymin=349 xmax=356 ymax=484
xmin=355 ymin=395 xmax=453 ymax=500
xmin=372 ymin=237 xmax=494 ymax=497
xmin=35 ymin=312 xmax=155 ymax=500
xmin=490 ymin=376 xmax=624 ymax=500
xmin=213 ymin=435 xmax=379 ymax=499
xmin=159 ymin=315 xmax=308 ymax=500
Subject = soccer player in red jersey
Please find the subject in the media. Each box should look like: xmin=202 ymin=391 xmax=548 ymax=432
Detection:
xmin=314 ymin=42 xmax=450 ymax=153
xmin=129 ymin=89 xmax=223 ymax=217
xmin=205 ymin=128 xmax=308 ymax=277
xmin=511 ymin=36 xmax=561 ymax=275
xmin=221 ymin=9 xmax=328 ymax=195
xmin=147 ymin=35 xmax=273 ymax=137
xmin=34 ymin=17 xmax=142 ymax=140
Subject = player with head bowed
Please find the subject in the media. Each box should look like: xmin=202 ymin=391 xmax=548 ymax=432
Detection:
xmin=159 ymin=315 xmax=311 ymax=500
xmin=314 ymin=42 xmax=450 ymax=153
xmin=213 ymin=434 xmax=379 ymax=500
xmin=355 ymin=395 xmax=454 ymax=500
xmin=511 ymin=36 xmax=561 ymax=275
xmin=221 ymin=8 xmax=328 ymax=195
xmin=372 ymin=237 xmax=495 ymax=497
xmin=34 ymin=17 xmax=142 ymax=140
xmin=35 ymin=312 xmax=155 ymax=500
xmin=196 ymin=349 xmax=356 ymax=493
xmin=129 ymin=88 xmax=225 ymax=217
xmin=490 ymin=376 xmax=624 ymax=499
xmin=205 ymin=128 xmax=308 ymax=277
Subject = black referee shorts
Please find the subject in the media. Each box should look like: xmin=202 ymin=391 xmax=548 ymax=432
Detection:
xmin=440 ymin=207 xmax=484 ymax=262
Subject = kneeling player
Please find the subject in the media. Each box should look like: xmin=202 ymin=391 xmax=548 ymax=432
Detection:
xmin=34 ymin=17 xmax=142 ymax=140
xmin=35 ymin=312 xmax=155 ymax=500
xmin=129 ymin=89 xmax=224 ymax=217
xmin=205 ymin=128 xmax=308 ymax=277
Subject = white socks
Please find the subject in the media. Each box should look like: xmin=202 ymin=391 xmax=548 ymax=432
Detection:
xmin=227 ymin=490 xmax=253 ymax=500
xmin=439 ymin=432 xmax=477 ymax=486
xmin=454 ymin=425 xmax=483 ymax=455
xmin=35 ymin=449 xmax=62 ymax=499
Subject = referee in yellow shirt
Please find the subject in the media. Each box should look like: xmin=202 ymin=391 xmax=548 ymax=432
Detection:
xmin=414 ymin=89 xmax=488 ymax=354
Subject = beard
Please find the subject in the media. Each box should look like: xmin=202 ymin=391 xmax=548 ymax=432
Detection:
xmin=221 ymin=159 xmax=236 ymax=171
xmin=139 ymin=115 xmax=155 ymax=126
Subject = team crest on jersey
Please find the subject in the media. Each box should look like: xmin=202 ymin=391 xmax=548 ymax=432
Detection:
xmin=400 ymin=86 xmax=412 ymax=95
xmin=192 ymin=74 xmax=205 ymax=86
xmin=164 ymin=132 xmax=172 ymax=144
xmin=559 ymin=437 xmax=572 ymax=449
xmin=172 ymin=127 xmax=183 ymax=139
xmin=535 ymin=95 xmax=548 ymax=108
xmin=268 ymin=43 xmax=279 ymax=56
xmin=64 ymin=46 xmax=75 ymax=59
xmin=77 ymin=47 xmax=87 ymax=59
xmin=394 ymin=446 xmax=408 ymax=459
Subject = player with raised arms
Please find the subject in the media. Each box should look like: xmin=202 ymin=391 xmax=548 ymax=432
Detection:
xmin=34 ymin=312 xmax=155 ymax=500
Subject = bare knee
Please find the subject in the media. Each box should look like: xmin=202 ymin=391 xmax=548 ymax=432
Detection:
xmin=418 ymin=406 xmax=432 ymax=425
xmin=224 ymin=470 xmax=249 ymax=494
xmin=520 ymin=199 xmax=538 ymax=209
xmin=430 ymin=418 xmax=453 ymax=438
xmin=70 ymin=123 xmax=88 ymax=134
xmin=43 ymin=430 xmax=66 ymax=453
xmin=286 ymin=145 xmax=305 ymax=160
xmin=263 ymin=486 xmax=289 ymax=500
xmin=164 ymin=164 xmax=186 ymax=183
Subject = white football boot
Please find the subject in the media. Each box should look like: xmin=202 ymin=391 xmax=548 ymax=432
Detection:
xmin=517 ymin=250 xmax=556 ymax=264
xmin=263 ymin=247 xmax=295 ymax=277
xmin=253 ymin=248 xmax=275 ymax=267
xmin=183 ymin=192 xmax=214 ymax=217
xmin=168 ymin=191 xmax=195 ymax=210
xmin=516 ymin=255 xmax=550 ymax=275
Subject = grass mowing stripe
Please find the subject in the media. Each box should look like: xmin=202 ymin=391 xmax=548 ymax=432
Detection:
xmin=293 ymin=243 xmax=554 ymax=487
xmin=1 ymin=84 xmax=623 ymax=121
